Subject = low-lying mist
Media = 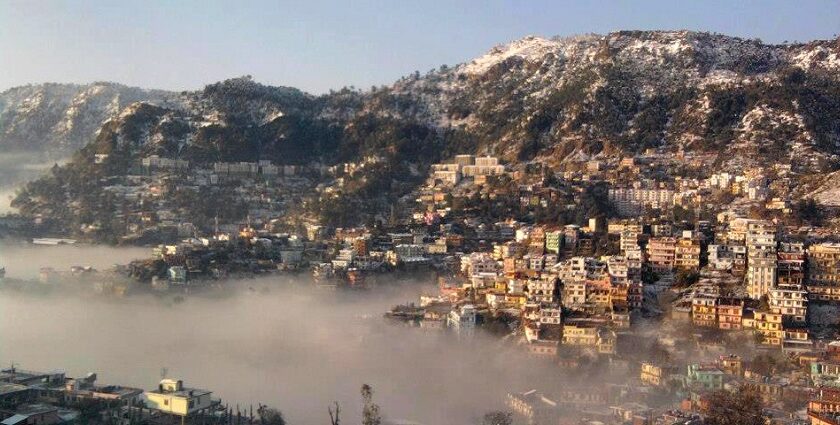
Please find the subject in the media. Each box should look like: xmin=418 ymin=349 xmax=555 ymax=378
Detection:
xmin=0 ymin=243 xmax=149 ymax=279
xmin=0 ymin=247 xmax=562 ymax=424
xmin=0 ymin=152 xmax=68 ymax=214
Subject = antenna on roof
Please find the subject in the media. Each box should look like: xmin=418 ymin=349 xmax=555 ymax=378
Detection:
xmin=160 ymin=367 xmax=168 ymax=379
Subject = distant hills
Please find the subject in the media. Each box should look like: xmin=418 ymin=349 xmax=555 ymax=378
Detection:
xmin=3 ymin=30 xmax=840 ymax=234
xmin=0 ymin=82 xmax=178 ymax=157
xmin=1 ymin=31 xmax=838 ymax=171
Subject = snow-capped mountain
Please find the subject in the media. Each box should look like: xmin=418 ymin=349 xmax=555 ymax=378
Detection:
xmin=379 ymin=30 xmax=840 ymax=169
xmin=6 ymin=31 xmax=840 ymax=233
xmin=0 ymin=82 xmax=177 ymax=156
xmin=4 ymin=31 xmax=840 ymax=169
xmin=9 ymin=31 xmax=840 ymax=238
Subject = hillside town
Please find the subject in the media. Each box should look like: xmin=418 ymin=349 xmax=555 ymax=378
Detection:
xmin=4 ymin=150 xmax=840 ymax=424
xmin=384 ymin=154 xmax=840 ymax=425
xmin=3 ymin=2 xmax=840 ymax=423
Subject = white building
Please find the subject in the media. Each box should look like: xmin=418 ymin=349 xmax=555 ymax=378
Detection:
xmin=769 ymin=284 xmax=808 ymax=324
xmin=746 ymin=221 xmax=777 ymax=299
xmin=539 ymin=307 xmax=562 ymax=325
xmin=144 ymin=379 xmax=215 ymax=418
xmin=448 ymin=304 xmax=477 ymax=337
xmin=608 ymin=186 xmax=674 ymax=216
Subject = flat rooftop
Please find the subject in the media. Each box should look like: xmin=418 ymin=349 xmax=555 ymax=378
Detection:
xmin=0 ymin=383 xmax=30 ymax=396
xmin=95 ymin=385 xmax=143 ymax=396
xmin=147 ymin=387 xmax=212 ymax=398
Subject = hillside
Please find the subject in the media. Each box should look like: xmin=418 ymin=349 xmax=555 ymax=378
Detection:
xmin=0 ymin=82 xmax=178 ymax=157
xmin=390 ymin=31 xmax=840 ymax=170
xmin=6 ymin=32 xmax=840 ymax=168
xmin=7 ymin=31 xmax=840 ymax=236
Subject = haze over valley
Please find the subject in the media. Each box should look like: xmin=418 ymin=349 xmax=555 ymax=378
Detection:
xmin=0 ymin=272 xmax=555 ymax=425
xmin=2 ymin=2 xmax=840 ymax=425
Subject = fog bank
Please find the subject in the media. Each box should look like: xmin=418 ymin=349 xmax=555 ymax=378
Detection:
xmin=0 ymin=243 xmax=149 ymax=279
xmin=0 ymin=274 xmax=559 ymax=424
xmin=0 ymin=152 xmax=68 ymax=214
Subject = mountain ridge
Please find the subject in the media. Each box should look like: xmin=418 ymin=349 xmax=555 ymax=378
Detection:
xmin=3 ymin=31 xmax=839 ymax=163
xmin=6 ymin=30 xmax=840 ymax=235
xmin=0 ymin=82 xmax=180 ymax=157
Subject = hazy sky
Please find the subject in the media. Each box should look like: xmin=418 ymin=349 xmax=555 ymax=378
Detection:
xmin=1 ymin=0 xmax=838 ymax=94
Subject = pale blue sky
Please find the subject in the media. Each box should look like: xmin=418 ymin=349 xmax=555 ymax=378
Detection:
xmin=1 ymin=0 xmax=838 ymax=94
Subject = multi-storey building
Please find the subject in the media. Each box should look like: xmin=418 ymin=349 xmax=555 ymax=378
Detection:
xmin=448 ymin=304 xmax=477 ymax=337
xmin=641 ymin=362 xmax=676 ymax=387
xmin=746 ymin=221 xmax=777 ymax=299
xmin=562 ymin=323 xmax=599 ymax=346
xmin=650 ymin=223 xmax=673 ymax=237
xmin=528 ymin=276 xmax=558 ymax=303
xmin=691 ymin=295 xmax=718 ymax=327
xmin=626 ymin=249 xmax=643 ymax=284
xmin=717 ymin=298 xmax=744 ymax=330
xmin=727 ymin=217 xmax=752 ymax=244
xmin=562 ymin=280 xmax=587 ymax=308
xmin=709 ymin=244 xmax=735 ymax=270
xmin=539 ymin=306 xmax=562 ymax=326
xmin=563 ymin=225 xmax=580 ymax=255
xmin=461 ymin=156 xmax=505 ymax=177
xmin=768 ymin=283 xmax=808 ymax=325
xmin=718 ymin=354 xmax=743 ymax=376
xmin=609 ymin=186 xmax=675 ymax=216
xmin=783 ymin=328 xmax=812 ymax=353
xmin=675 ymin=236 xmax=702 ymax=270
xmin=609 ymin=283 xmax=630 ymax=309
xmin=619 ymin=224 xmax=643 ymax=254
xmin=587 ymin=284 xmax=612 ymax=309
xmin=754 ymin=311 xmax=783 ymax=346
xmin=647 ymin=237 xmax=677 ymax=273
xmin=809 ymin=243 xmax=840 ymax=302
xmin=627 ymin=282 xmax=644 ymax=309
xmin=686 ymin=364 xmax=725 ymax=391
xmin=493 ymin=241 xmax=519 ymax=261
xmin=607 ymin=256 xmax=629 ymax=286
xmin=811 ymin=361 xmax=840 ymax=388
xmin=808 ymin=387 xmax=840 ymax=424
xmin=461 ymin=252 xmax=498 ymax=275
xmin=528 ymin=255 xmax=545 ymax=271
xmin=778 ymin=242 xmax=806 ymax=286
xmin=545 ymin=230 xmax=562 ymax=254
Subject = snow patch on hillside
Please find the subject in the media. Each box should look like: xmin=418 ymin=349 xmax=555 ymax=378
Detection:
xmin=462 ymin=36 xmax=562 ymax=75
xmin=791 ymin=46 xmax=840 ymax=71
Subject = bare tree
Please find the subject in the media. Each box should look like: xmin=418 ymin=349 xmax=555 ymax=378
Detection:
xmin=702 ymin=387 xmax=766 ymax=425
xmin=328 ymin=401 xmax=340 ymax=425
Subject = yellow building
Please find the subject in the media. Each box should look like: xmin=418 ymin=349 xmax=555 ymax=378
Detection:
xmin=753 ymin=311 xmax=783 ymax=346
xmin=691 ymin=296 xmax=717 ymax=327
xmin=145 ymin=379 xmax=215 ymax=417
xmin=640 ymin=362 xmax=671 ymax=387
xmin=562 ymin=324 xmax=599 ymax=346
xmin=674 ymin=237 xmax=701 ymax=270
